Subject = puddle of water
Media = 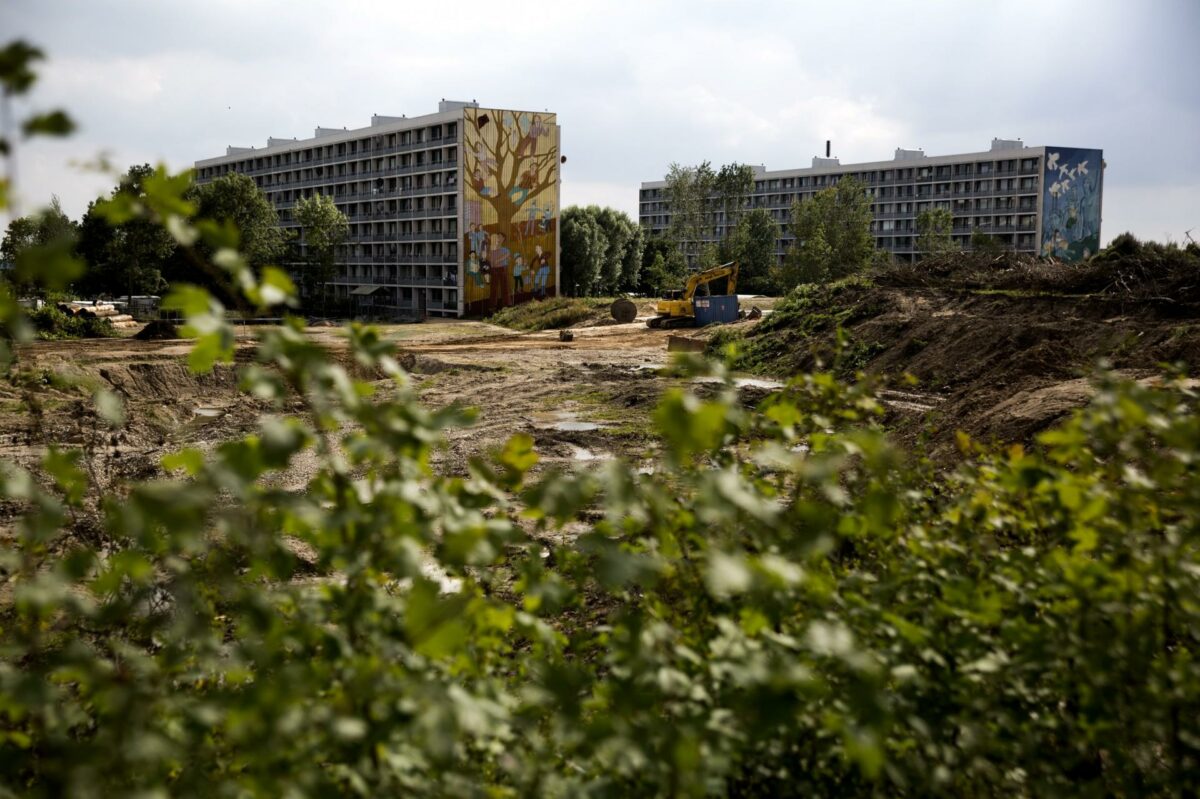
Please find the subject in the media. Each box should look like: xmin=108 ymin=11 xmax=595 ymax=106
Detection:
xmin=553 ymin=420 xmax=601 ymax=432
xmin=692 ymin=376 xmax=785 ymax=391
xmin=194 ymin=407 xmax=223 ymax=418
xmin=531 ymin=409 xmax=607 ymax=432
xmin=568 ymin=444 xmax=612 ymax=462
xmin=734 ymin=377 xmax=784 ymax=390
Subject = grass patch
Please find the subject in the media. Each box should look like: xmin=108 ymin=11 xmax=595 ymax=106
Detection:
xmin=707 ymin=274 xmax=881 ymax=373
xmin=488 ymin=297 xmax=613 ymax=331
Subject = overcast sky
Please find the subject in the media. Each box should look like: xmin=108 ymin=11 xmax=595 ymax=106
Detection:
xmin=3 ymin=0 xmax=1198 ymax=244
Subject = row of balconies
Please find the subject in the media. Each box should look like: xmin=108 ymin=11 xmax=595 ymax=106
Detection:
xmin=755 ymin=164 xmax=1040 ymax=192
xmin=258 ymin=159 xmax=458 ymax=191
xmin=342 ymin=206 xmax=455 ymax=221
xmin=346 ymin=232 xmax=458 ymax=242
xmin=272 ymin=184 xmax=456 ymax=209
xmin=225 ymin=137 xmax=458 ymax=176
xmin=343 ymin=207 xmax=456 ymax=220
xmin=341 ymin=254 xmax=458 ymax=265
xmin=335 ymin=274 xmax=456 ymax=287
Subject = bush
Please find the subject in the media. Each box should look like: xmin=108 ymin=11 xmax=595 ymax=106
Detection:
xmin=27 ymin=304 xmax=115 ymax=339
xmin=488 ymin=296 xmax=604 ymax=330
xmin=874 ymin=236 xmax=1200 ymax=303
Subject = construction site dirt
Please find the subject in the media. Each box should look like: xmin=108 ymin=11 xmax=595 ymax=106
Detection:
xmin=0 ymin=320 xmax=687 ymax=534
xmin=3 ymin=281 xmax=1197 ymax=534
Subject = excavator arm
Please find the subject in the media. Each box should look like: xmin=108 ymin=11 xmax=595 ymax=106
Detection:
xmin=682 ymin=261 xmax=738 ymax=302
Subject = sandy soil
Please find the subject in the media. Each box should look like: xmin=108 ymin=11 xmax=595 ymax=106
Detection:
xmin=0 ymin=318 xmax=704 ymax=532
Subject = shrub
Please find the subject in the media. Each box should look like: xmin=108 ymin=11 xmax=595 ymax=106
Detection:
xmin=488 ymin=296 xmax=603 ymax=330
xmin=27 ymin=304 xmax=115 ymax=339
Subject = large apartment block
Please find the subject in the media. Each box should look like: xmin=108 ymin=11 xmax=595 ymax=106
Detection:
xmin=195 ymin=101 xmax=561 ymax=318
xmin=640 ymin=140 xmax=1103 ymax=263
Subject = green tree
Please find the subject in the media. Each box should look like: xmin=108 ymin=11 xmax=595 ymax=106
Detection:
xmin=619 ymin=221 xmax=644 ymax=293
xmin=75 ymin=165 xmax=174 ymax=302
xmin=0 ymin=196 xmax=77 ymax=296
xmin=916 ymin=207 xmax=955 ymax=255
xmin=560 ymin=205 xmax=608 ymax=295
xmin=971 ymin=227 xmax=1005 ymax=255
xmin=641 ymin=248 xmax=687 ymax=296
xmin=590 ymin=205 xmax=634 ymax=294
xmin=639 ymin=235 xmax=682 ymax=295
xmin=583 ymin=205 xmax=648 ymax=292
xmin=293 ymin=193 xmax=348 ymax=313
xmin=730 ymin=207 xmax=779 ymax=294
xmin=665 ymin=161 xmax=716 ymax=268
xmin=778 ymin=175 xmax=875 ymax=288
xmin=189 ymin=173 xmax=288 ymax=270
xmin=715 ymin=162 xmax=756 ymax=257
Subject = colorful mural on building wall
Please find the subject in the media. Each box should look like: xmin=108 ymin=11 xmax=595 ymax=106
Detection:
xmin=1040 ymin=146 xmax=1103 ymax=262
xmin=461 ymin=107 xmax=559 ymax=313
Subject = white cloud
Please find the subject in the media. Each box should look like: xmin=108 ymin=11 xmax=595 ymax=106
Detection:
xmin=2 ymin=0 xmax=1197 ymax=244
xmin=562 ymin=179 xmax=638 ymax=217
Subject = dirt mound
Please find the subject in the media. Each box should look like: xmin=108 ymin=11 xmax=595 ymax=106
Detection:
xmin=720 ymin=269 xmax=1200 ymax=458
xmin=876 ymin=234 xmax=1200 ymax=307
xmin=134 ymin=320 xmax=180 ymax=340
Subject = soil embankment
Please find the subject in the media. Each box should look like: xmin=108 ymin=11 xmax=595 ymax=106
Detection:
xmin=712 ymin=249 xmax=1200 ymax=456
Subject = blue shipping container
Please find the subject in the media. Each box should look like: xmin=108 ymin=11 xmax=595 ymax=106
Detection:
xmin=692 ymin=295 xmax=739 ymax=325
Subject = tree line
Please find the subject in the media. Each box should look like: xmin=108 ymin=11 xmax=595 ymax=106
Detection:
xmin=632 ymin=160 xmax=1018 ymax=298
xmin=2 ymin=166 xmax=349 ymax=313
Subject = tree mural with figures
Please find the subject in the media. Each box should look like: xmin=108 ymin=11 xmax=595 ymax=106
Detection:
xmin=462 ymin=108 xmax=559 ymax=313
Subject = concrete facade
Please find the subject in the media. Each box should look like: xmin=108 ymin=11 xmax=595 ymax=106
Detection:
xmin=195 ymin=101 xmax=560 ymax=318
xmin=639 ymin=140 xmax=1104 ymax=263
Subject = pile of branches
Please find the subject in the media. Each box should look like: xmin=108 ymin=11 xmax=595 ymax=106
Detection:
xmin=874 ymin=233 xmax=1200 ymax=304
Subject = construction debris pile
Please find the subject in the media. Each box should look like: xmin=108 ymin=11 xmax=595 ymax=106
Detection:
xmin=58 ymin=301 xmax=139 ymax=331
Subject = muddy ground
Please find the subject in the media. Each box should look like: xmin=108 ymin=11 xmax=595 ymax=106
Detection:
xmin=0 ymin=318 xmax=699 ymax=530
xmin=4 ymin=284 xmax=1196 ymax=531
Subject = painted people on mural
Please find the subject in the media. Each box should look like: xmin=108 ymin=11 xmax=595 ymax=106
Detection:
xmin=522 ymin=201 xmax=541 ymax=237
xmin=514 ymin=113 xmax=548 ymax=159
xmin=489 ymin=232 xmax=511 ymax=308
xmin=466 ymin=250 xmax=486 ymax=289
xmin=467 ymin=223 xmax=488 ymax=258
xmin=472 ymin=141 xmax=496 ymax=172
xmin=461 ymin=108 xmax=558 ymax=311
xmin=511 ymin=251 xmax=528 ymax=296
xmin=473 ymin=166 xmax=494 ymax=197
xmin=533 ymin=244 xmax=552 ymax=298
xmin=508 ymin=165 xmax=537 ymax=207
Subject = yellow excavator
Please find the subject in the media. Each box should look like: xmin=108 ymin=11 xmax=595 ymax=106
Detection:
xmin=646 ymin=261 xmax=739 ymax=328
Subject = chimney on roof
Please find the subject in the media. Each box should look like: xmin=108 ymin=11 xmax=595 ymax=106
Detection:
xmin=826 ymin=140 xmax=831 ymax=158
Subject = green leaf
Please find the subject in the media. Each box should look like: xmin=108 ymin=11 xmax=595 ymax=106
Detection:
xmin=14 ymin=238 xmax=84 ymax=291
xmin=405 ymin=579 xmax=468 ymax=659
xmin=161 ymin=284 xmax=214 ymax=317
xmin=161 ymin=448 xmax=204 ymax=476
xmin=94 ymin=388 xmax=125 ymax=427
xmin=21 ymin=110 xmax=74 ymax=137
